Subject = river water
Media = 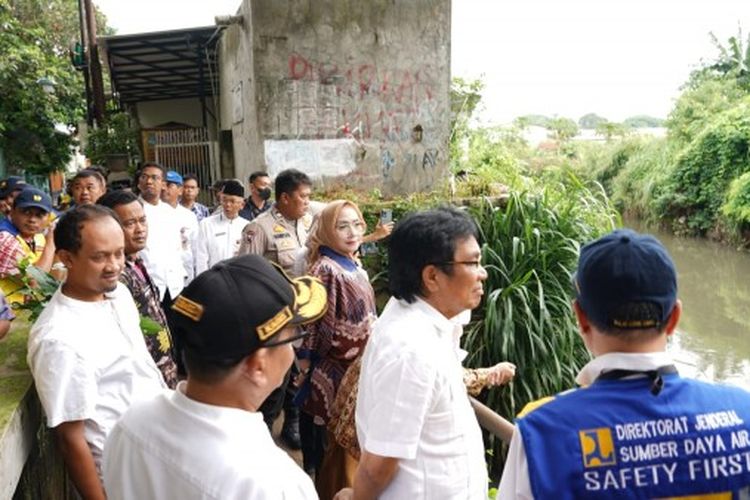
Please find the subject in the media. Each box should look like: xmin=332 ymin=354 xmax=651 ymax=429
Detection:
xmin=626 ymin=221 xmax=750 ymax=390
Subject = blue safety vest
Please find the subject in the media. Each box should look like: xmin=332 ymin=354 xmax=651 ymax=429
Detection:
xmin=517 ymin=374 xmax=750 ymax=499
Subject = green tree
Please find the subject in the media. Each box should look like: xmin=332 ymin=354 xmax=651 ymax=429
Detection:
xmin=0 ymin=0 xmax=110 ymax=175
xmin=622 ymin=115 xmax=665 ymax=128
xmin=595 ymin=121 xmax=631 ymax=141
xmin=707 ymin=28 xmax=750 ymax=89
xmin=449 ymin=77 xmax=484 ymax=171
xmin=578 ymin=113 xmax=608 ymax=129
xmin=546 ymin=117 xmax=579 ymax=142
xmin=516 ymin=114 xmax=551 ymax=128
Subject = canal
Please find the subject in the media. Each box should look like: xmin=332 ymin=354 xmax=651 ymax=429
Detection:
xmin=627 ymin=221 xmax=750 ymax=390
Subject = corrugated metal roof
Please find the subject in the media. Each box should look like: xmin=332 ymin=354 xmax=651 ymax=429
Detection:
xmin=101 ymin=26 xmax=222 ymax=103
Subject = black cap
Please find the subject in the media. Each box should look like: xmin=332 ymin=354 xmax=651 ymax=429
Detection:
xmin=170 ymin=254 xmax=327 ymax=360
xmin=222 ymin=179 xmax=244 ymax=198
xmin=13 ymin=187 xmax=52 ymax=213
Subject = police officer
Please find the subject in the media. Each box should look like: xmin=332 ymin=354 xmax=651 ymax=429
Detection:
xmin=498 ymin=229 xmax=750 ymax=499
xmin=238 ymin=169 xmax=313 ymax=275
xmin=238 ymin=168 xmax=313 ymax=450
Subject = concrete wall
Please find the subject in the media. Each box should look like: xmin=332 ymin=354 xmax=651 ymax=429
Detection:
xmin=135 ymin=97 xmax=218 ymax=132
xmin=219 ymin=0 xmax=451 ymax=194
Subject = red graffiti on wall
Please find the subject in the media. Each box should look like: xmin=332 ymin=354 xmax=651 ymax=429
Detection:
xmin=288 ymin=53 xmax=434 ymax=104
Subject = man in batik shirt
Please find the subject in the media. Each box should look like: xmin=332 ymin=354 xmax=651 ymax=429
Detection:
xmin=98 ymin=190 xmax=178 ymax=387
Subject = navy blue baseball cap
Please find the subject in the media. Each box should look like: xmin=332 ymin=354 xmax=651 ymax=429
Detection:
xmin=13 ymin=187 xmax=52 ymax=213
xmin=574 ymin=229 xmax=677 ymax=330
xmin=0 ymin=176 xmax=26 ymax=198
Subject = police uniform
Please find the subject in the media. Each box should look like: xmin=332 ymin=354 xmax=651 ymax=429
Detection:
xmin=238 ymin=206 xmax=313 ymax=276
xmin=499 ymin=351 xmax=750 ymax=499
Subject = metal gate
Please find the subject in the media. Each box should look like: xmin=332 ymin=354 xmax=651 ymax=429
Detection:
xmin=142 ymin=127 xmax=219 ymax=203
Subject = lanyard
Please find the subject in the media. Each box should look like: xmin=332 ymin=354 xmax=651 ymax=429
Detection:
xmin=596 ymin=364 xmax=678 ymax=396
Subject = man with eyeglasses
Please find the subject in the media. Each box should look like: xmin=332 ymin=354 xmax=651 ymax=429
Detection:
xmin=194 ymin=179 xmax=251 ymax=275
xmin=103 ymin=254 xmax=326 ymax=499
xmin=336 ymin=207 xmax=490 ymax=500
xmin=136 ymin=163 xmax=186 ymax=311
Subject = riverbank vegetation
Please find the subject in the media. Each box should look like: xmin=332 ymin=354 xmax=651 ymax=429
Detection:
xmin=579 ymin=31 xmax=750 ymax=243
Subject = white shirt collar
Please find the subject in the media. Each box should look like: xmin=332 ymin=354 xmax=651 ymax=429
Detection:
xmin=170 ymin=381 xmax=264 ymax=428
xmin=411 ymin=297 xmax=470 ymax=361
xmin=575 ymin=351 xmax=675 ymax=387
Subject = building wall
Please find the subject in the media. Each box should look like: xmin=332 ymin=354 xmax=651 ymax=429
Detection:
xmin=219 ymin=0 xmax=451 ymax=194
xmin=136 ymin=97 xmax=218 ymax=133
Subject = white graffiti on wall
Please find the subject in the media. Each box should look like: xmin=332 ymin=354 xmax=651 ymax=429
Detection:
xmin=264 ymin=138 xmax=358 ymax=179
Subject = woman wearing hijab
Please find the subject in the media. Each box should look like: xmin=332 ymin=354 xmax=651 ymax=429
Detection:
xmin=295 ymin=200 xmax=376 ymax=498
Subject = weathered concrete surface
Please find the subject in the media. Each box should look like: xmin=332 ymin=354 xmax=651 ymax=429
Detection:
xmin=219 ymin=0 xmax=451 ymax=194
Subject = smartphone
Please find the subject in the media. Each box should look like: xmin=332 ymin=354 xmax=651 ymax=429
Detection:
xmin=380 ymin=208 xmax=393 ymax=225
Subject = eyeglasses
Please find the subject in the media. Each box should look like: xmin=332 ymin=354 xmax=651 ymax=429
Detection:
xmin=139 ymin=173 xmax=162 ymax=182
xmin=433 ymin=260 xmax=484 ymax=270
xmin=335 ymin=221 xmax=366 ymax=233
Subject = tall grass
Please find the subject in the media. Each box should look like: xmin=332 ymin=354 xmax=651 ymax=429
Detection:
xmin=463 ymin=175 xmax=619 ymax=474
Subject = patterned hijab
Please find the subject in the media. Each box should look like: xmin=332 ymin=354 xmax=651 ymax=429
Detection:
xmin=307 ymin=199 xmax=365 ymax=267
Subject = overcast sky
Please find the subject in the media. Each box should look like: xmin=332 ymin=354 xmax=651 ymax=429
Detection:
xmin=95 ymin=0 xmax=750 ymax=124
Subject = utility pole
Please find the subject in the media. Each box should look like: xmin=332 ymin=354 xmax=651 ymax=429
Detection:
xmin=83 ymin=0 xmax=106 ymax=126
xmin=77 ymin=0 xmax=93 ymax=127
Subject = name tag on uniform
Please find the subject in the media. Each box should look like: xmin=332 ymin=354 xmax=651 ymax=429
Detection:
xmin=214 ymin=232 xmax=227 ymax=237
xmin=273 ymin=233 xmax=291 ymax=240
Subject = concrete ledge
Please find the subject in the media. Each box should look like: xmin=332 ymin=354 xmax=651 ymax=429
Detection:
xmin=0 ymin=376 xmax=34 ymax=500
xmin=0 ymin=319 xmax=73 ymax=499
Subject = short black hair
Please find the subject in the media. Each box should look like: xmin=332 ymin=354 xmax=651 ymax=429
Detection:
xmin=183 ymin=173 xmax=199 ymax=184
xmin=388 ymin=207 xmax=479 ymax=303
xmin=97 ymin=190 xmax=141 ymax=211
xmin=72 ymin=168 xmax=106 ymax=186
xmin=181 ymin=347 xmax=245 ymax=384
xmin=54 ymin=204 xmax=119 ymax=254
xmin=140 ymin=162 xmax=166 ymax=177
xmin=249 ymin=171 xmax=270 ymax=183
xmin=274 ymin=169 xmax=311 ymax=201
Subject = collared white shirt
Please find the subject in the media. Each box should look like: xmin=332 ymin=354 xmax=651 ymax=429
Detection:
xmin=498 ymin=351 xmax=675 ymax=500
xmin=356 ymin=297 xmax=488 ymax=499
xmin=139 ymin=199 xmax=185 ymax=300
xmin=169 ymin=202 xmax=199 ymax=283
xmin=103 ymin=382 xmax=317 ymax=499
xmin=194 ymin=212 xmax=250 ymax=275
xmin=27 ymin=284 xmax=166 ymax=473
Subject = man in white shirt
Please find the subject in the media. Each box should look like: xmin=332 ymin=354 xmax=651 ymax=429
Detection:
xmin=194 ymin=179 xmax=250 ymax=275
xmin=103 ymin=254 xmax=327 ymax=499
xmin=136 ymin=163 xmax=185 ymax=303
xmin=337 ymin=207 xmax=489 ymax=500
xmin=27 ymin=205 xmax=166 ymax=500
xmin=162 ymin=170 xmax=199 ymax=282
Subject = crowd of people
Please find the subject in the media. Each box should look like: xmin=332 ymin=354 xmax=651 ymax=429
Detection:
xmin=1 ymin=163 xmax=749 ymax=499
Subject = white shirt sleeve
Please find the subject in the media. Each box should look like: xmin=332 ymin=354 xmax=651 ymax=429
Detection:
xmin=29 ymin=339 xmax=97 ymax=428
xmin=497 ymin=426 xmax=534 ymax=500
xmin=360 ymin=350 xmax=437 ymax=460
xmin=194 ymin=218 xmax=210 ymax=276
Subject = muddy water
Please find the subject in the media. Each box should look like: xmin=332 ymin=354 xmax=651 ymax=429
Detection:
xmin=625 ymin=222 xmax=750 ymax=389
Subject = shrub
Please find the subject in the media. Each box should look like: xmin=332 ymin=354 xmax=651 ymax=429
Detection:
xmin=656 ymin=99 xmax=750 ymax=235
xmin=609 ymin=137 xmax=675 ymax=221
xmin=722 ymin=171 xmax=750 ymax=232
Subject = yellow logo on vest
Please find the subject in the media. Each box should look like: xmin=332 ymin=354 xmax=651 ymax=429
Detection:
xmin=580 ymin=428 xmax=617 ymax=468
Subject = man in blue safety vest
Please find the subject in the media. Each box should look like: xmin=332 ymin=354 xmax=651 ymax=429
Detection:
xmin=499 ymin=228 xmax=750 ymax=500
